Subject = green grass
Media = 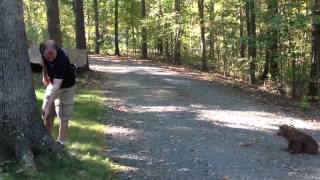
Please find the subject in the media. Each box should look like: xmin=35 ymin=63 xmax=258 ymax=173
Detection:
xmin=1 ymin=72 xmax=116 ymax=180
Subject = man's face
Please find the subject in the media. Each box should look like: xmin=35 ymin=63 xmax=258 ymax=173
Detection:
xmin=43 ymin=40 xmax=58 ymax=61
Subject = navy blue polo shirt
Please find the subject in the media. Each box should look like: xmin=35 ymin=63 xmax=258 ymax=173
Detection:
xmin=44 ymin=49 xmax=76 ymax=89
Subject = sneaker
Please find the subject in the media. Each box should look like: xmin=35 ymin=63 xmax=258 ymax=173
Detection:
xmin=56 ymin=140 xmax=65 ymax=148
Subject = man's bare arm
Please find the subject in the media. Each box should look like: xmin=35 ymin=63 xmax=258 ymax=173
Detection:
xmin=42 ymin=65 xmax=50 ymax=86
xmin=43 ymin=79 xmax=63 ymax=113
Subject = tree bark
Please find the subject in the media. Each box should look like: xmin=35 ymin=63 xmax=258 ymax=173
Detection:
xmin=44 ymin=0 xmax=63 ymax=46
xmin=114 ymin=0 xmax=120 ymax=56
xmin=309 ymin=0 xmax=320 ymax=98
xmin=165 ymin=36 xmax=171 ymax=62
xmin=74 ymin=0 xmax=87 ymax=50
xmin=246 ymin=0 xmax=257 ymax=84
xmin=198 ymin=0 xmax=207 ymax=70
xmin=0 ymin=0 xmax=58 ymax=169
xmin=93 ymin=0 xmax=100 ymax=54
xmin=173 ymin=0 xmax=182 ymax=64
xmin=240 ymin=5 xmax=246 ymax=58
xmin=208 ymin=1 xmax=215 ymax=68
xmin=74 ymin=0 xmax=89 ymax=70
xmin=141 ymin=0 xmax=148 ymax=58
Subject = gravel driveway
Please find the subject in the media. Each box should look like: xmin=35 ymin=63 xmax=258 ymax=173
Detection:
xmin=90 ymin=56 xmax=320 ymax=180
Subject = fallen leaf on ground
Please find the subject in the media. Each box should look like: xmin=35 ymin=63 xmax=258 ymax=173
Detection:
xmin=238 ymin=142 xmax=252 ymax=147
xmin=190 ymin=149 xmax=202 ymax=152
xmin=177 ymin=168 xmax=190 ymax=172
xmin=137 ymin=150 xmax=150 ymax=154
xmin=156 ymin=159 xmax=166 ymax=163
xmin=165 ymin=163 xmax=176 ymax=166
xmin=288 ymin=172 xmax=296 ymax=176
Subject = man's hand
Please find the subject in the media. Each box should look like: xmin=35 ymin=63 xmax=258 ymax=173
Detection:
xmin=42 ymin=105 xmax=50 ymax=120
xmin=42 ymin=78 xmax=63 ymax=120
xmin=43 ymin=77 xmax=50 ymax=86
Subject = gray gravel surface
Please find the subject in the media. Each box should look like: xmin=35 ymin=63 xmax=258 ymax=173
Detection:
xmin=90 ymin=57 xmax=320 ymax=180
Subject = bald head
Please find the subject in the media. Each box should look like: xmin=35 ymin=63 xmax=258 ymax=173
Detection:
xmin=40 ymin=39 xmax=59 ymax=61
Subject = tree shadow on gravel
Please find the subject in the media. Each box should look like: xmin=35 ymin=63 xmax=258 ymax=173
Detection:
xmin=90 ymin=58 xmax=320 ymax=179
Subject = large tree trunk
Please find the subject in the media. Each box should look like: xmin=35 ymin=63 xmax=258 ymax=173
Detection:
xmin=309 ymin=0 xmax=320 ymax=98
xmin=198 ymin=0 xmax=207 ymax=70
xmin=45 ymin=0 xmax=63 ymax=46
xmin=246 ymin=0 xmax=257 ymax=84
xmin=114 ymin=0 xmax=120 ymax=56
xmin=93 ymin=0 xmax=100 ymax=54
xmin=141 ymin=0 xmax=148 ymax=58
xmin=173 ymin=0 xmax=182 ymax=64
xmin=0 ymin=0 xmax=58 ymax=169
xmin=74 ymin=0 xmax=87 ymax=49
xmin=74 ymin=0 xmax=89 ymax=69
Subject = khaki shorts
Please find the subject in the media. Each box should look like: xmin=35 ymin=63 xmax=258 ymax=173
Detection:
xmin=42 ymin=85 xmax=75 ymax=122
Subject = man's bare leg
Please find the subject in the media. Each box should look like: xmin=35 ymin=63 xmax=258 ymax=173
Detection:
xmin=57 ymin=121 xmax=69 ymax=144
xmin=45 ymin=115 xmax=54 ymax=133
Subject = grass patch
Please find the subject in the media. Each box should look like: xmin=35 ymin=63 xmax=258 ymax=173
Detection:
xmin=1 ymin=71 xmax=116 ymax=179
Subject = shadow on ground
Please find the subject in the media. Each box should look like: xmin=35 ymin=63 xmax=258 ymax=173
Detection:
xmin=90 ymin=57 xmax=320 ymax=180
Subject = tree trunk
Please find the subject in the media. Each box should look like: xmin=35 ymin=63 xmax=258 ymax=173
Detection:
xmin=173 ymin=0 xmax=182 ymax=64
xmin=198 ymin=0 xmax=207 ymax=70
xmin=261 ymin=49 xmax=270 ymax=80
xmin=240 ymin=4 xmax=246 ymax=58
xmin=93 ymin=0 xmax=100 ymax=54
xmin=114 ymin=0 xmax=120 ymax=56
xmin=262 ymin=0 xmax=279 ymax=81
xmin=246 ymin=0 xmax=257 ymax=84
xmin=45 ymin=0 xmax=63 ymax=46
xmin=129 ymin=2 xmax=137 ymax=55
xmin=165 ymin=36 xmax=171 ymax=62
xmin=157 ymin=34 xmax=164 ymax=55
xmin=126 ymin=27 xmax=129 ymax=56
xmin=0 ymin=0 xmax=58 ymax=169
xmin=74 ymin=0 xmax=87 ymax=49
xmin=131 ymin=24 xmax=137 ymax=55
xmin=74 ymin=0 xmax=89 ymax=70
xmin=208 ymin=1 xmax=215 ymax=69
xmin=222 ymin=12 xmax=228 ymax=76
xmin=141 ymin=0 xmax=148 ymax=58
xmin=309 ymin=0 xmax=320 ymax=98
xmin=156 ymin=2 xmax=164 ymax=56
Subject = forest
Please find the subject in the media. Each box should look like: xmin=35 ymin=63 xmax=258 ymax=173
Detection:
xmin=24 ymin=0 xmax=320 ymax=101
xmin=1 ymin=0 xmax=320 ymax=178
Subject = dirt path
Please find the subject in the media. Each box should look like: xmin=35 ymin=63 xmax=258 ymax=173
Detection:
xmin=90 ymin=56 xmax=320 ymax=180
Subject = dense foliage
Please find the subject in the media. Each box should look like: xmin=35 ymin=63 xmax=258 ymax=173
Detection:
xmin=23 ymin=0 xmax=320 ymax=99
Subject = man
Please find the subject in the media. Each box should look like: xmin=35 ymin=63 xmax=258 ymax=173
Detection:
xmin=40 ymin=40 xmax=76 ymax=147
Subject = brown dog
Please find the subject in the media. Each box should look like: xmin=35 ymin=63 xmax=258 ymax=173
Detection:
xmin=277 ymin=124 xmax=318 ymax=154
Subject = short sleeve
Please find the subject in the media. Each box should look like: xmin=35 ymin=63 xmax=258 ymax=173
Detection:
xmin=53 ymin=52 xmax=68 ymax=79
